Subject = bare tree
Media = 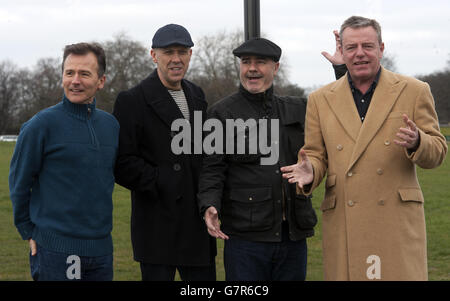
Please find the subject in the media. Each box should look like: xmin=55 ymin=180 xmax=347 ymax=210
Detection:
xmin=446 ymin=53 xmax=450 ymax=71
xmin=0 ymin=61 xmax=21 ymax=133
xmin=188 ymin=29 xmax=305 ymax=105
xmin=28 ymin=58 xmax=63 ymax=112
xmin=381 ymin=52 xmax=397 ymax=72
xmin=419 ymin=70 xmax=450 ymax=125
xmin=97 ymin=32 xmax=155 ymax=112
xmin=187 ymin=29 xmax=243 ymax=105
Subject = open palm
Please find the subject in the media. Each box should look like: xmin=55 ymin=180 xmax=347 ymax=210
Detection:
xmin=280 ymin=149 xmax=314 ymax=189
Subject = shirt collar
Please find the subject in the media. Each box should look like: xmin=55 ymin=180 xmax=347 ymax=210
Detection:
xmin=347 ymin=67 xmax=382 ymax=93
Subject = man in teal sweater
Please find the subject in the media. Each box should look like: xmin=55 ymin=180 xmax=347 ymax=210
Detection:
xmin=9 ymin=43 xmax=119 ymax=281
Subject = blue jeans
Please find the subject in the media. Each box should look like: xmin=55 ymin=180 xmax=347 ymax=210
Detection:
xmin=29 ymin=243 xmax=113 ymax=281
xmin=224 ymin=236 xmax=307 ymax=281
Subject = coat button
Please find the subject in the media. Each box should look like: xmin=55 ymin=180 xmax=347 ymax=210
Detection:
xmin=337 ymin=144 xmax=343 ymax=151
xmin=173 ymin=163 xmax=181 ymax=171
xmin=384 ymin=140 xmax=390 ymax=146
xmin=378 ymin=200 xmax=385 ymax=206
xmin=347 ymin=171 xmax=353 ymax=177
xmin=377 ymin=168 xmax=383 ymax=175
xmin=348 ymin=200 xmax=355 ymax=207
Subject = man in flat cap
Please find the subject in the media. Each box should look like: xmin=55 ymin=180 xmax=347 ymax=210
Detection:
xmin=197 ymin=37 xmax=317 ymax=280
xmin=113 ymin=24 xmax=216 ymax=281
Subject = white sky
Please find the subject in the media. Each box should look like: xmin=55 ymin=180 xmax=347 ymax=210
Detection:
xmin=1 ymin=0 xmax=449 ymax=89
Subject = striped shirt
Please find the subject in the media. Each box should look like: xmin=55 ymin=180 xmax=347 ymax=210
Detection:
xmin=168 ymin=89 xmax=190 ymax=120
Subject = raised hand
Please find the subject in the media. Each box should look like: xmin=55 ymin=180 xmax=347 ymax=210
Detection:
xmin=394 ymin=114 xmax=420 ymax=151
xmin=321 ymin=30 xmax=345 ymax=65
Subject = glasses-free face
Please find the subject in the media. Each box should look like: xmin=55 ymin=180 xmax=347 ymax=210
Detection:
xmin=239 ymin=55 xmax=279 ymax=94
xmin=340 ymin=26 xmax=384 ymax=87
xmin=62 ymin=52 xmax=105 ymax=105
xmin=151 ymin=46 xmax=192 ymax=90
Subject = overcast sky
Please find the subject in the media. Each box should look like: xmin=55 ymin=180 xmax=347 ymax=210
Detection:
xmin=1 ymin=0 xmax=449 ymax=89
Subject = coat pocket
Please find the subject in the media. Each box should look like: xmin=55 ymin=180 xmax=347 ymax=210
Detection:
xmin=398 ymin=188 xmax=424 ymax=203
xmin=320 ymin=196 xmax=336 ymax=212
xmin=325 ymin=174 xmax=336 ymax=188
xmin=321 ymin=174 xmax=337 ymax=212
xmin=228 ymin=187 xmax=274 ymax=232
xmin=293 ymin=195 xmax=317 ymax=229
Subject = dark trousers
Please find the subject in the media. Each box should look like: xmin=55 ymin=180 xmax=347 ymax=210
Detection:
xmin=30 ymin=243 xmax=113 ymax=281
xmin=224 ymin=235 xmax=307 ymax=281
xmin=140 ymin=262 xmax=216 ymax=281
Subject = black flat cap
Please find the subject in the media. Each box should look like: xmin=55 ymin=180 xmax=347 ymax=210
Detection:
xmin=152 ymin=24 xmax=194 ymax=48
xmin=233 ymin=38 xmax=282 ymax=62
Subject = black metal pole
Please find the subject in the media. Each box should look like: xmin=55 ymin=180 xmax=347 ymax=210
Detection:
xmin=244 ymin=0 xmax=260 ymax=41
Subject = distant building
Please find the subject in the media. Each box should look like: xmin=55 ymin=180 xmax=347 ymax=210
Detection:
xmin=0 ymin=135 xmax=18 ymax=142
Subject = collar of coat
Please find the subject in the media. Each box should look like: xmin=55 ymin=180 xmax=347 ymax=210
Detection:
xmin=139 ymin=69 xmax=207 ymax=128
xmin=239 ymin=84 xmax=274 ymax=103
xmin=323 ymin=66 xmax=407 ymax=172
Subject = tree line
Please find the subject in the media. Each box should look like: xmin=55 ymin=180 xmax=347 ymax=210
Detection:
xmin=0 ymin=30 xmax=448 ymax=134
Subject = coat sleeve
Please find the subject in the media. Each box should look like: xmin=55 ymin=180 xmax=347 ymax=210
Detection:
xmin=197 ymin=107 xmax=229 ymax=215
xmin=406 ymin=82 xmax=447 ymax=169
xmin=333 ymin=64 xmax=347 ymax=80
xmin=9 ymin=117 xmax=45 ymax=240
xmin=112 ymin=90 xmax=158 ymax=193
xmin=296 ymin=92 xmax=329 ymax=195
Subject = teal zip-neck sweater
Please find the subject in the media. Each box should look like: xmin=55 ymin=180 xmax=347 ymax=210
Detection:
xmin=9 ymin=96 xmax=119 ymax=256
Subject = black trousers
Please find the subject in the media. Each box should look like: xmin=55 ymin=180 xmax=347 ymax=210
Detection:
xmin=140 ymin=261 xmax=216 ymax=281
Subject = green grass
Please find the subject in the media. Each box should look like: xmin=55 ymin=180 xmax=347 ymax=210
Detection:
xmin=441 ymin=126 xmax=450 ymax=137
xmin=1 ymin=141 xmax=448 ymax=280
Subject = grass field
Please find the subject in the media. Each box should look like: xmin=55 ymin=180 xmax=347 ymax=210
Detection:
xmin=0 ymin=140 xmax=448 ymax=281
xmin=441 ymin=126 xmax=450 ymax=137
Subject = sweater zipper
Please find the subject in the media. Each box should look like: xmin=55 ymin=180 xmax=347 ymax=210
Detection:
xmin=87 ymin=107 xmax=99 ymax=149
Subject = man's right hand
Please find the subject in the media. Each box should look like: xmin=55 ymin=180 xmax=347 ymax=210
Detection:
xmin=204 ymin=206 xmax=229 ymax=240
xmin=29 ymin=238 xmax=37 ymax=256
xmin=280 ymin=149 xmax=314 ymax=189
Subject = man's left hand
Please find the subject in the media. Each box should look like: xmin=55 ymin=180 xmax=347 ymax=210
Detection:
xmin=321 ymin=30 xmax=345 ymax=65
xmin=394 ymin=114 xmax=420 ymax=151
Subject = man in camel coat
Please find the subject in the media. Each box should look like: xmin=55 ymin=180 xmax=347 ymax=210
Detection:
xmin=281 ymin=16 xmax=447 ymax=280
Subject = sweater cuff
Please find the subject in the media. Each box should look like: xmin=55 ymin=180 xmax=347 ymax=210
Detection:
xmin=16 ymin=221 xmax=35 ymax=240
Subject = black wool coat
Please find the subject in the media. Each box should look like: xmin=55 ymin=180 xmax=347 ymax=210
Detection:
xmin=112 ymin=70 xmax=216 ymax=266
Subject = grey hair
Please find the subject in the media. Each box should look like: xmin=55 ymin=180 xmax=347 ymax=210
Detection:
xmin=339 ymin=16 xmax=382 ymax=45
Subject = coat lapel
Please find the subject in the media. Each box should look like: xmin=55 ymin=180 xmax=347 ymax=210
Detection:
xmin=182 ymin=80 xmax=207 ymax=125
xmin=347 ymin=68 xmax=407 ymax=172
xmin=324 ymin=75 xmax=362 ymax=142
xmin=141 ymin=70 xmax=185 ymax=128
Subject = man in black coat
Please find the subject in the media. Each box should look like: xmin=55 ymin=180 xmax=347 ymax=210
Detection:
xmin=112 ymin=24 xmax=216 ymax=281
xmin=197 ymin=38 xmax=317 ymax=281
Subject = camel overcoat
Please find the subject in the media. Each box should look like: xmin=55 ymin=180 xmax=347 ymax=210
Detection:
xmin=301 ymin=67 xmax=447 ymax=280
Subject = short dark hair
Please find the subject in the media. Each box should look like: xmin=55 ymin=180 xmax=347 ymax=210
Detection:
xmin=340 ymin=16 xmax=382 ymax=45
xmin=62 ymin=42 xmax=106 ymax=77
